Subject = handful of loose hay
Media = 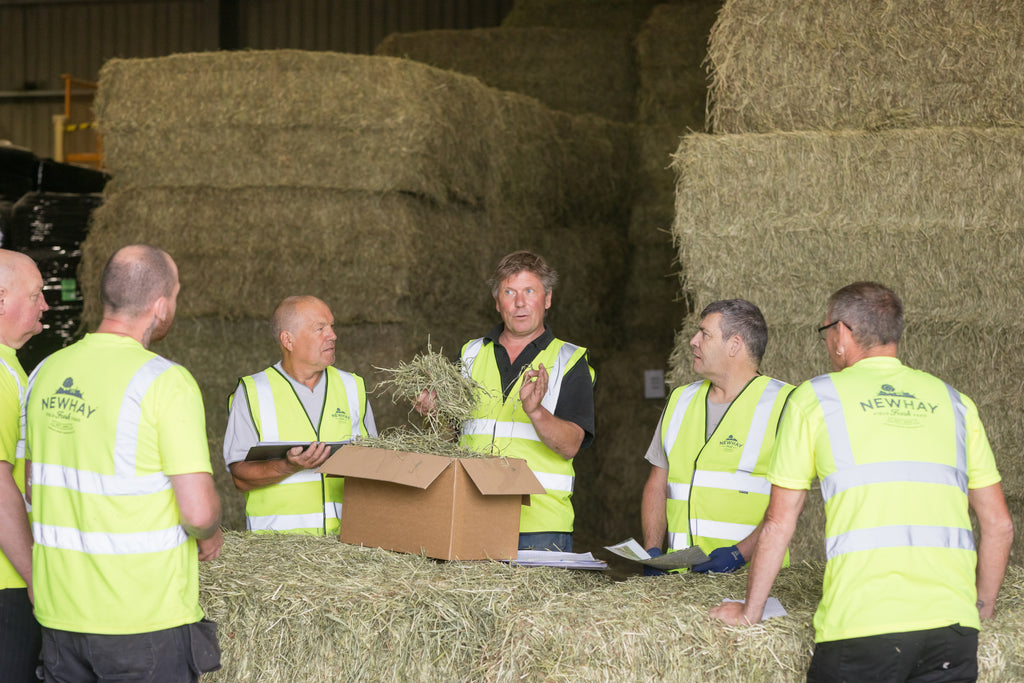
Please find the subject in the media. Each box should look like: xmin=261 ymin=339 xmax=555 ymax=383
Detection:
xmin=352 ymin=426 xmax=496 ymax=460
xmin=374 ymin=344 xmax=486 ymax=435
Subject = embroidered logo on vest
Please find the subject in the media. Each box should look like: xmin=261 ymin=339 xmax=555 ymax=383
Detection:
xmin=39 ymin=377 xmax=98 ymax=432
xmin=719 ymin=434 xmax=743 ymax=449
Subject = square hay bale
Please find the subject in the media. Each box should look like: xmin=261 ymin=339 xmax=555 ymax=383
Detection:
xmin=635 ymin=1 xmax=722 ymax=129
xmin=375 ymin=27 xmax=636 ymax=122
xmin=671 ymin=128 xmax=1024 ymax=327
xmin=199 ymin=533 xmax=1024 ymax=681
xmin=707 ymin=0 xmax=1024 ymax=134
xmin=95 ymin=51 xmax=632 ymax=227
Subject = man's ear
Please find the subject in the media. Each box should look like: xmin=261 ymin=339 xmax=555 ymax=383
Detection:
xmin=279 ymin=330 xmax=294 ymax=352
xmin=726 ymin=334 xmax=743 ymax=358
xmin=153 ymin=295 xmax=169 ymax=322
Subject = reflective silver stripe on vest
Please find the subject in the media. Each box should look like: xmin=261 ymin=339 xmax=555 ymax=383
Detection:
xmin=247 ymin=503 xmax=341 ymax=532
xmin=251 ymin=371 xmax=278 ymax=441
xmin=662 ymin=381 xmax=703 ymax=456
xmin=668 ymin=532 xmax=690 ymax=551
xmin=533 ymin=470 xmax=574 ymax=493
xmin=460 ymin=338 xmax=485 ymax=379
xmin=827 ymin=525 xmax=975 ymax=560
xmin=336 ymin=370 xmax=362 ymax=435
xmin=810 ymin=375 xmax=856 ymax=470
xmin=275 ymin=469 xmax=323 ymax=486
xmin=692 ymin=469 xmax=772 ymax=496
xmin=946 ymin=383 xmax=968 ymax=472
xmin=736 ymin=378 xmax=786 ymax=474
xmin=33 ymin=462 xmax=172 ymax=496
xmin=462 ymin=418 xmax=541 ymax=443
xmin=667 ymin=482 xmax=690 ymax=501
xmin=34 ymin=522 xmax=188 ymax=555
xmin=821 ymin=461 xmax=968 ymax=501
xmin=691 ymin=518 xmax=756 ymax=543
xmin=540 ymin=343 xmax=580 ymax=414
xmin=0 ymin=357 xmax=26 ymax=461
xmin=113 ymin=357 xmax=175 ymax=478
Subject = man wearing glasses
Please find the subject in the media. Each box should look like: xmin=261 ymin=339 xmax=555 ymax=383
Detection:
xmin=712 ymin=282 xmax=1013 ymax=682
xmin=641 ymin=299 xmax=793 ymax=574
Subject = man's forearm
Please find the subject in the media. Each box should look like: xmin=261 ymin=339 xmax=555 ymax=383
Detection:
xmin=0 ymin=467 xmax=32 ymax=586
xmin=230 ymin=459 xmax=302 ymax=492
xmin=525 ymin=407 xmax=584 ymax=459
xmin=641 ymin=468 xmax=668 ymax=549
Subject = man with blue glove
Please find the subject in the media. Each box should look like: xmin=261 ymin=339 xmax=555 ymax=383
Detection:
xmin=641 ymin=299 xmax=793 ymax=574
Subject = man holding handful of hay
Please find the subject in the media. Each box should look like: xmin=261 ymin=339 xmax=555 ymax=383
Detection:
xmin=224 ymin=295 xmax=377 ymax=535
xmin=641 ymin=299 xmax=794 ymax=575
xmin=712 ymin=282 xmax=1014 ymax=682
xmin=417 ymin=251 xmax=595 ymax=552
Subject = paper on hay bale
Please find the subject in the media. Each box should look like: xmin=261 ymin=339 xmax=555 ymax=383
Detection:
xmin=635 ymin=2 xmax=722 ymax=129
xmin=671 ymin=128 xmax=1024 ymax=326
xmin=95 ymin=51 xmax=632 ymax=226
xmin=375 ymin=27 xmax=635 ymax=122
xmin=706 ymin=0 xmax=1024 ymax=133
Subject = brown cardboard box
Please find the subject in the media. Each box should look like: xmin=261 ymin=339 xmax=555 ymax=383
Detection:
xmin=320 ymin=445 xmax=545 ymax=561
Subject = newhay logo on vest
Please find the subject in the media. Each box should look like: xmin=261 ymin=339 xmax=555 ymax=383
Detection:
xmin=330 ymin=408 xmax=349 ymax=422
xmin=40 ymin=377 xmax=98 ymax=432
xmin=859 ymin=384 xmax=940 ymax=421
xmin=718 ymin=434 xmax=743 ymax=450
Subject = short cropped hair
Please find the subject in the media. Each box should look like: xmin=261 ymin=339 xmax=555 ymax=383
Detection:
xmin=827 ymin=282 xmax=904 ymax=348
xmin=488 ymin=250 xmax=558 ymax=298
xmin=270 ymin=295 xmax=317 ymax=342
xmin=700 ymin=299 xmax=769 ymax=365
xmin=100 ymin=245 xmax=176 ymax=316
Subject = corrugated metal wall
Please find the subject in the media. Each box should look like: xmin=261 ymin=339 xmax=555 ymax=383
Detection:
xmin=0 ymin=0 xmax=513 ymax=159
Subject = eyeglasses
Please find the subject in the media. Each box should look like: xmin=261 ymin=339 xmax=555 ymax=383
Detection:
xmin=817 ymin=320 xmax=842 ymax=340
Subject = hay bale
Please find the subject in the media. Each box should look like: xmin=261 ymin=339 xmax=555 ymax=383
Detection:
xmin=199 ymin=533 xmax=1024 ymax=680
xmin=95 ymin=51 xmax=632 ymax=227
xmin=671 ymin=128 xmax=1024 ymax=327
xmin=501 ymin=0 xmax=657 ymax=31
xmin=706 ymin=0 xmax=1024 ymax=134
xmin=635 ymin=1 xmax=722 ymax=129
xmin=81 ymin=187 xmax=496 ymax=329
xmin=375 ymin=27 xmax=635 ymax=122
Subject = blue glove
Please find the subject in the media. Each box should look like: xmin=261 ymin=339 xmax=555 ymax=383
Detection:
xmin=691 ymin=545 xmax=745 ymax=574
xmin=642 ymin=547 xmax=665 ymax=577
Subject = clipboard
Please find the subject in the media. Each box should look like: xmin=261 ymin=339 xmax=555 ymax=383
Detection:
xmin=244 ymin=441 xmax=349 ymax=462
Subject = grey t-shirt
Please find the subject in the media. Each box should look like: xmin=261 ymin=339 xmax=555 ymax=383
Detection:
xmin=644 ymin=398 xmax=730 ymax=470
xmin=222 ymin=362 xmax=377 ymax=469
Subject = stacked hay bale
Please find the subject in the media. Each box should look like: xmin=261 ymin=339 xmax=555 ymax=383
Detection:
xmin=199 ymin=533 xmax=1024 ymax=681
xmin=84 ymin=51 xmax=631 ymax=530
xmin=583 ymin=2 xmax=720 ymax=542
xmin=375 ymin=27 xmax=635 ymax=122
xmin=673 ymin=0 xmax=1024 ymax=564
xmin=501 ymin=0 xmax=658 ymax=32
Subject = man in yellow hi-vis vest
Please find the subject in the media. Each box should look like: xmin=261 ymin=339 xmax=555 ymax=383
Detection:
xmin=224 ymin=295 xmax=377 ymax=535
xmin=28 ymin=245 xmax=223 ymax=681
xmin=416 ymin=251 xmax=595 ymax=552
xmin=712 ymin=282 xmax=1014 ymax=682
xmin=0 ymin=249 xmax=48 ymax=681
xmin=641 ymin=299 xmax=793 ymax=575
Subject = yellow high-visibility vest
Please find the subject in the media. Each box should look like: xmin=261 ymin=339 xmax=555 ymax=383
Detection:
xmin=459 ymin=337 xmax=593 ymax=533
xmin=235 ymin=366 xmax=368 ymax=535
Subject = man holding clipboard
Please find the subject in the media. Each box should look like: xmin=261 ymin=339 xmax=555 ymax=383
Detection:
xmin=223 ymin=296 xmax=377 ymax=535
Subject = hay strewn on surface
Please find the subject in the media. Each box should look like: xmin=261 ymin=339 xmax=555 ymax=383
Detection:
xmin=82 ymin=187 xmax=493 ymax=329
xmin=706 ymin=0 xmax=1024 ymax=133
xmin=200 ymin=533 xmax=1024 ymax=681
xmin=671 ymin=128 xmax=1024 ymax=327
xmin=375 ymin=27 xmax=635 ymax=122
xmin=95 ymin=51 xmax=631 ymax=226
xmin=635 ymin=2 xmax=721 ymax=129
